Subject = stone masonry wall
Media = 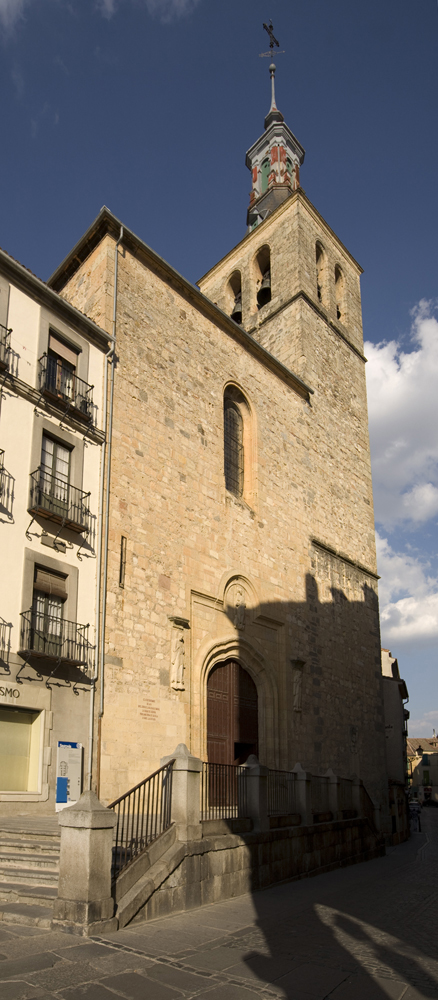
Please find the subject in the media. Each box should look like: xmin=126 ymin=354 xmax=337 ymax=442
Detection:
xmin=59 ymin=204 xmax=387 ymax=825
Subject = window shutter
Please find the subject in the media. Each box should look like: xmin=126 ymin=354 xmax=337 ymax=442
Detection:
xmin=34 ymin=568 xmax=67 ymax=600
xmin=48 ymin=333 xmax=78 ymax=368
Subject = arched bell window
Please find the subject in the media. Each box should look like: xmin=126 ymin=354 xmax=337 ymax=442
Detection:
xmin=315 ymin=241 xmax=326 ymax=304
xmin=228 ymin=270 xmax=242 ymax=325
xmin=334 ymin=264 xmax=344 ymax=321
xmin=224 ymin=398 xmax=244 ymax=497
xmin=255 ymin=245 xmax=271 ymax=310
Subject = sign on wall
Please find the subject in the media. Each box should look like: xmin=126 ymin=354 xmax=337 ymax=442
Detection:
xmin=55 ymin=741 xmax=82 ymax=812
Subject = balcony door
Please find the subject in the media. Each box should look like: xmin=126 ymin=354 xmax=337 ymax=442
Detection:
xmin=40 ymin=435 xmax=70 ymax=518
xmin=207 ymin=659 xmax=258 ymax=765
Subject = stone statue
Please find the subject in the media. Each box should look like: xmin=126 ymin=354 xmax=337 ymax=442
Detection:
xmin=171 ymin=630 xmax=185 ymax=690
xmin=292 ymin=659 xmax=305 ymax=712
xmin=234 ymin=587 xmax=246 ymax=630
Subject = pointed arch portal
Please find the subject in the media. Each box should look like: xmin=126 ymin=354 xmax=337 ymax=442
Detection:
xmin=207 ymin=659 xmax=258 ymax=765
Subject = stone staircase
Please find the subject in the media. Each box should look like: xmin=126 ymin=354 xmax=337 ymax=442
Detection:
xmin=0 ymin=819 xmax=60 ymax=929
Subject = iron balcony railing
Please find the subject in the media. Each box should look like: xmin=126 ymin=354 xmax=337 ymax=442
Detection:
xmin=38 ymin=354 xmax=93 ymax=421
xmin=201 ymin=762 xmax=248 ymax=821
xmin=109 ymin=760 xmax=175 ymax=882
xmin=19 ymin=610 xmax=93 ymax=669
xmin=29 ymin=468 xmax=91 ymax=533
xmin=0 ymin=323 xmax=11 ymax=371
xmin=0 ymin=617 xmax=10 ymax=665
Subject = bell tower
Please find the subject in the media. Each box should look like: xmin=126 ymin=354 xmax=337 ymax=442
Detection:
xmin=246 ymin=24 xmax=305 ymax=232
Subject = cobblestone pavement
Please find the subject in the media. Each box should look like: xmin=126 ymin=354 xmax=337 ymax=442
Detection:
xmin=1 ymin=808 xmax=438 ymax=1000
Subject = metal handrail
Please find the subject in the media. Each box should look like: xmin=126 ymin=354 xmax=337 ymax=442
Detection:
xmin=0 ymin=323 xmax=11 ymax=370
xmin=19 ymin=609 xmax=92 ymax=668
xmin=38 ymin=353 xmax=93 ymax=419
xmin=267 ymin=768 xmax=299 ymax=817
xmin=109 ymin=760 xmax=175 ymax=881
xmin=201 ymin=762 xmax=248 ymax=821
xmin=29 ymin=468 xmax=91 ymax=533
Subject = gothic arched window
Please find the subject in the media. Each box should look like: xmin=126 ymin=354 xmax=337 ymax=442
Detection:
xmin=224 ymin=398 xmax=244 ymax=497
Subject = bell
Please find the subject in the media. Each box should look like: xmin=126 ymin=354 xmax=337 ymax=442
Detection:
xmin=257 ymin=270 xmax=271 ymax=308
xmin=230 ymin=291 xmax=242 ymax=324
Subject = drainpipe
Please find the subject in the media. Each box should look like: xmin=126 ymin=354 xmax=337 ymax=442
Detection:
xmin=86 ymin=226 xmax=123 ymax=793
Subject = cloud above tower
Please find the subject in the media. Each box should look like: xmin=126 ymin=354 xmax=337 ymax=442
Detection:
xmin=97 ymin=0 xmax=201 ymax=22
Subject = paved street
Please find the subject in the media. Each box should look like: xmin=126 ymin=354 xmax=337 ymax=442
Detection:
xmin=1 ymin=808 xmax=437 ymax=1000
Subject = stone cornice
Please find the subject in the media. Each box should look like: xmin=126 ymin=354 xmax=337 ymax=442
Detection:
xmin=0 ymin=248 xmax=110 ymax=352
xmin=247 ymin=291 xmax=367 ymax=363
xmin=311 ymin=538 xmax=379 ymax=580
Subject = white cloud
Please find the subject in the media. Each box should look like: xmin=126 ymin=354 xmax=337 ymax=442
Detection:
xmin=96 ymin=0 xmax=200 ymax=21
xmin=408 ymin=710 xmax=438 ymax=737
xmin=365 ymin=301 xmax=438 ymax=530
xmin=376 ymin=532 xmax=438 ymax=648
xmin=0 ymin=0 xmax=28 ymax=31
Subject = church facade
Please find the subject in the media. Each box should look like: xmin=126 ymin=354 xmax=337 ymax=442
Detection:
xmin=0 ymin=56 xmax=389 ymax=831
xmin=48 ymin=63 xmax=387 ymax=821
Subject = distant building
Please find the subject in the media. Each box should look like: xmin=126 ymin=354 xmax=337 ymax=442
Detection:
xmin=381 ymin=649 xmax=409 ymax=842
xmin=407 ymin=737 xmax=438 ymax=805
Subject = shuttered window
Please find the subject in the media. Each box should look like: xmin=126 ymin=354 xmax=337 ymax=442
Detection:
xmin=48 ymin=333 xmax=79 ymax=368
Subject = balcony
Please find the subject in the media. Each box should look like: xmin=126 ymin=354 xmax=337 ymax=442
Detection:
xmin=0 ymin=323 xmax=11 ymax=371
xmin=29 ymin=469 xmax=91 ymax=534
xmin=38 ymin=354 xmax=94 ymax=422
xmin=19 ymin=610 xmax=92 ymax=669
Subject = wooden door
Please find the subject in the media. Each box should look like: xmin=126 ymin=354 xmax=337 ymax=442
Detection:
xmin=207 ymin=660 xmax=258 ymax=764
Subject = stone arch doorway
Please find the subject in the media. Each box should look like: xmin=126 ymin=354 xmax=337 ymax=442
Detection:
xmin=207 ymin=659 xmax=258 ymax=764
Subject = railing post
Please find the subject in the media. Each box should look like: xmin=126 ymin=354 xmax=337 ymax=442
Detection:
xmin=352 ymin=775 xmax=361 ymax=816
xmin=161 ymin=743 xmax=202 ymax=842
xmin=242 ymin=755 xmax=269 ymax=832
xmin=324 ymin=768 xmax=339 ymax=820
xmin=292 ymin=762 xmax=312 ymax=826
xmin=52 ymin=790 xmax=118 ymax=936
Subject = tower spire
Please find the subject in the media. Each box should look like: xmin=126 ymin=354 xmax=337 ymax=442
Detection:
xmin=245 ymin=20 xmax=305 ymax=231
xmin=261 ymin=21 xmax=284 ymax=128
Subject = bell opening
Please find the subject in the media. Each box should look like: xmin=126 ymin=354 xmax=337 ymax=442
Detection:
xmin=257 ymin=270 xmax=271 ymax=309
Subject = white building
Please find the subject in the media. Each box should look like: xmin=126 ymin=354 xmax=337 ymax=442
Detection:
xmin=0 ymin=248 xmax=109 ymax=813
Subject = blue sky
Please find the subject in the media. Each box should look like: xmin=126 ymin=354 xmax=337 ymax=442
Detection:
xmin=1 ymin=0 xmax=437 ymax=734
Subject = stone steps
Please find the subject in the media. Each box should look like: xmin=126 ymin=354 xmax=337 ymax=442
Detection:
xmin=0 ymin=824 xmax=60 ymax=927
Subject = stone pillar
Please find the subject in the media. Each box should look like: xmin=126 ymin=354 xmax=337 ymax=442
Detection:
xmin=243 ymin=755 xmax=269 ymax=832
xmin=324 ymin=768 xmax=339 ymax=820
xmin=161 ymin=743 xmax=202 ymax=842
xmin=52 ymin=790 xmax=118 ymax=936
xmin=292 ymin=762 xmax=312 ymax=826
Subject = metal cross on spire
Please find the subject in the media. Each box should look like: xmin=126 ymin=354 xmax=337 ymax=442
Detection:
xmin=260 ymin=19 xmax=284 ymax=59
xmin=263 ymin=19 xmax=279 ymax=53
xmin=259 ymin=20 xmax=284 ymax=124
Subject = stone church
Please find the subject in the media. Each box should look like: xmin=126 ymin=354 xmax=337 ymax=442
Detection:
xmin=47 ymin=57 xmax=387 ymax=819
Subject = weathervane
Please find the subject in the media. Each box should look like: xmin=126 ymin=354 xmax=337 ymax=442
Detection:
xmin=259 ymin=20 xmax=285 ymax=59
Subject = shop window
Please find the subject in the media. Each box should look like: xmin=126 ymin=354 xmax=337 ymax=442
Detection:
xmin=0 ymin=707 xmax=42 ymax=792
